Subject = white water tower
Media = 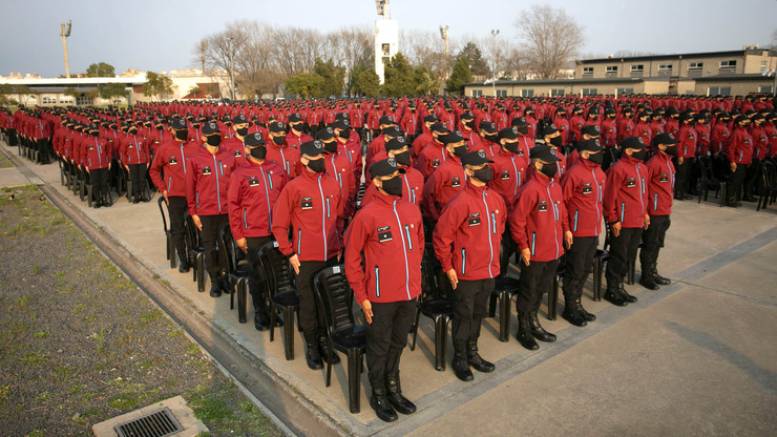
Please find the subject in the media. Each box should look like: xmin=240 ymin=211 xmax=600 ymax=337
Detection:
xmin=374 ymin=0 xmax=398 ymax=84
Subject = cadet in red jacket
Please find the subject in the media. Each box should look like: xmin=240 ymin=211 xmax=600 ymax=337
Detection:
xmin=186 ymin=121 xmax=236 ymax=297
xmin=640 ymin=133 xmax=677 ymax=291
xmin=121 ymin=124 xmax=151 ymax=203
xmin=362 ymin=137 xmax=424 ymax=207
xmin=316 ymin=127 xmax=355 ymax=218
xmin=150 ymin=118 xmax=200 ymax=272
xmin=415 ymin=122 xmax=450 ymax=178
xmin=345 ymin=158 xmax=423 ymax=423
xmin=560 ymin=139 xmax=605 ymax=327
xmin=743 ymin=114 xmax=770 ymax=202
xmin=434 ymin=150 xmax=505 ymax=381
xmin=510 ymin=145 xmax=572 ymax=350
xmin=603 ymin=137 xmax=650 ymax=306
xmin=266 ymin=121 xmax=300 ymax=178
xmin=422 ymin=131 xmax=468 ymax=221
xmin=675 ymin=112 xmax=697 ymax=200
xmin=227 ymin=132 xmax=288 ymax=330
xmin=271 ymin=140 xmax=343 ymax=370
xmin=726 ymin=115 xmax=753 ymax=207
xmin=83 ymin=125 xmax=113 ymax=207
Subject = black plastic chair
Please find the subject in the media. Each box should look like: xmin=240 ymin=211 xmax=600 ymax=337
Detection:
xmin=314 ymin=265 xmax=367 ymax=414
xmin=223 ymin=229 xmax=252 ymax=324
xmin=489 ymin=276 xmax=520 ymax=342
xmin=548 ymin=260 xmax=563 ymax=320
xmin=184 ymin=216 xmax=206 ymax=292
xmin=592 ymin=230 xmax=610 ymax=301
xmin=259 ymin=240 xmax=300 ymax=361
xmin=757 ymin=161 xmax=777 ymax=212
xmin=157 ymin=197 xmax=176 ymax=269
xmin=697 ymin=156 xmax=726 ymax=206
xmin=410 ymin=243 xmax=455 ymax=371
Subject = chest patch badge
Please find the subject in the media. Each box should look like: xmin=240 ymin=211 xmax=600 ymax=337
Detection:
xmin=537 ymin=200 xmax=549 ymax=212
xmin=377 ymin=225 xmax=393 ymax=243
xmin=248 ymin=176 xmax=260 ymax=187
xmin=202 ymin=166 xmax=212 ymax=176
xmin=300 ymin=197 xmax=313 ymax=210
xmin=625 ymin=177 xmax=636 ymax=188
xmin=467 ymin=212 xmax=481 ymax=226
xmin=451 ymin=177 xmax=461 ymax=188
xmin=582 ymin=183 xmax=593 ymax=195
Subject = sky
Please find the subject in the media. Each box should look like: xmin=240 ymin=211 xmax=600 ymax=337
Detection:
xmin=1 ymin=0 xmax=775 ymax=77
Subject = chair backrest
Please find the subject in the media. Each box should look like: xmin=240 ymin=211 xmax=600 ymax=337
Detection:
xmin=763 ymin=161 xmax=777 ymax=189
xmin=314 ymin=265 xmax=356 ymax=336
xmin=157 ymin=197 xmax=170 ymax=232
xmin=420 ymin=242 xmax=455 ymax=303
xmin=221 ymin=227 xmax=243 ymax=275
xmin=258 ymin=240 xmax=297 ymax=295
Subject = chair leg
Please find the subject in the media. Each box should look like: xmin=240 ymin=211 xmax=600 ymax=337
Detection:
xmin=237 ymin=278 xmax=247 ymax=324
xmin=325 ymin=359 xmax=333 ymax=387
xmin=488 ymin=292 xmax=497 ymax=318
xmin=626 ymin=256 xmax=636 ymax=285
xmin=498 ymin=290 xmax=510 ymax=342
xmin=196 ymin=253 xmax=205 ymax=292
xmin=347 ymin=349 xmax=361 ymax=414
xmin=548 ymin=276 xmax=559 ymax=320
xmin=434 ymin=315 xmax=447 ymax=371
xmin=592 ymin=257 xmax=602 ymax=301
xmin=410 ymin=307 xmax=421 ymax=351
xmin=269 ymin=304 xmax=276 ymax=342
xmin=282 ymin=307 xmax=295 ymax=360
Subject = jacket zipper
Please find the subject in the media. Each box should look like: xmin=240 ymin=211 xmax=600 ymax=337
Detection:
xmin=297 ymin=228 xmax=302 ymax=255
xmin=482 ymin=191 xmax=495 ymax=278
xmin=635 ymin=164 xmax=645 ymax=212
xmin=461 ymin=248 xmax=467 ymax=274
xmin=180 ymin=143 xmax=187 ymax=174
xmin=530 ymin=232 xmax=536 ymax=256
xmin=546 ymin=185 xmax=560 ymax=259
xmin=316 ymin=176 xmax=328 ymax=258
xmin=510 ymin=156 xmax=520 ymax=196
xmin=404 ymin=225 xmax=413 ymax=250
xmin=167 ymin=176 xmax=172 ymax=192
xmin=242 ymin=208 xmax=248 ymax=229
xmin=592 ymin=169 xmax=601 ymax=235
xmin=620 ymin=202 xmax=625 ymax=223
xmin=573 ymin=209 xmax=579 ymax=233
xmin=259 ymin=167 xmax=273 ymax=233
xmin=374 ymin=266 xmax=380 ymax=297
xmin=212 ymin=154 xmax=222 ymax=211
xmin=403 ymin=174 xmax=415 ymax=204
xmin=391 ymin=201 xmax=412 ymax=299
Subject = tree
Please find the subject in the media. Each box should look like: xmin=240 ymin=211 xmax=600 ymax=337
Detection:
xmin=97 ymin=84 xmax=127 ymax=99
xmin=382 ymin=53 xmax=417 ymax=97
xmin=349 ymin=62 xmax=380 ymax=97
xmin=85 ymin=62 xmax=116 ymax=77
xmin=285 ymin=73 xmax=324 ymax=98
xmin=414 ymin=66 xmax=439 ymax=95
xmin=144 ymin=71 xmax=174 ymax=100
xmin=459 ymin=42 xmax=491 ymax=77
xmin=313 ymin=58 xmax=346 ymax=97
xmin=516 ymin=5 xmax=584 ymax=79
xmin=446 ymin=56 xmax=473 ymax=95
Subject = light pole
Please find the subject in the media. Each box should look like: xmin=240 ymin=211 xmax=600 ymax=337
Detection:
xmin=59 ymin=20 xmax=72 ymax=78
xmin=226 ymin=36 xmax=235 ymax=100
xmin=489 ymin=29 xmax=500 ymax=96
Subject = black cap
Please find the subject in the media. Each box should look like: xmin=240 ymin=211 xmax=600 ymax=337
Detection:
xmin=440 ymin=130 xmax=465 ymax=145
xmin=300 ymin=140 xmax=325 ymax=157
xmin=386 ymin=136 xmax=409 ymax=152
xmin=530 ymin=145 xmax=559 ymax=162
xmin=233 ymin=114 xmax=248 ymax=125
xmin=379 ymin=115 xmax=396 ymax=125
xmin=170 ymin=118 xmax=187 ymax=130
xmin=332 ymin=119 xmax=350 ymax=130
xmin=498 ymin=127 xmax=518 ymax=141
xmin=245 ymin=132 xmax=266 ymax=147
xmin=269 ymin=121 xmax=286 ymax=132
xmin=202 ymin=120 xmax=220 ymax=136
xmin=621 ymin=136 xmax=645 ymax=150
xmin=540 ymin=124 xmax=559 ymax=137
xmin=511 ymin=117 xmax=527 ymax=127
xmin=288 ymin=113 xmax=303 ymax=123
xmin=479 ymin=121 xmax=497 ymax=133
xmin=315 ymin=127 xmax=335 ymax=142
xmin=424 ymin=115 xmax=438 ymax=123
xmin=461 ymin=112 xmax=474 ymax=120
xmin=369 ymin=158 xmax=405 ymax=179
xmin=461 ymin=149 xmax=493 ymax=167
xmin=577 ymin=139 xmax=603 ymax=153
xmin=381 ymin=126 xmax=401 ymax=137
xmin=582 ymin=125 xmax=601 ymax=137
xmin=652 ymin=133 xmax=677 ymax=147
xmin=431 ymin=122 xmax=449 ymax=133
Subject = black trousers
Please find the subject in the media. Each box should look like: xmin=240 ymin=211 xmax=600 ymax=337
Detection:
xmin=366 ymin=299 xmax=416 ymax=392
xmin=452 ymin=279 xmax=494 ymax=352
xmin=743 ymin=158 xmax=761 ymax=199
xmin=297 ymin=258 xmax=337 ymax=342
xmin=90 ymin=168 xmax=109 ymax=202
xmin=246 ymin=236 xmax=273 ymax=314
xmin=640 ymin=215 xmax=670 ymax=271
xmin=563 ymin=236 xmax=598 ymax=301
xmin=167 ymin=196 xmax=189 ymax=264
xmin=516 ymin=258 xmax=560 ymax=315
xmin=606 ymin=227 xmax=642 ymax=287
xmin=200 ymin=214 xmax=228 ymax=278
xmin=728 ymin=164 xmax=747 ymax=204
xmin=128 ymin=164 xmax=147 ymax=198
xmin=499 ymin=223 xmax=516 ymax=278
xmin=674 ymin=158 xmax=691 ymax=198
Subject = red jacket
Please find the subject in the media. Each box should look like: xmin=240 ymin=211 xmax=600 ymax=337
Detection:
xmin=711 ymin=123 xmax=731 ymax=155
xmin=345 ymin=191 xmax=423 ymax=304
xmin=266 ymin=141 xmax=300 ymax=178
xmin=82 ymin=136 xmax=112 ymax=170
xmin=227 ymin=160 xmax=288 ymax=240
xmin=728 ymin=127 xmax=753 ymax=165
xmin=121 ymin=134 xmax=151 ymax=165
xmin=488 ymin=147 xmax=528 ymax=210
xmin=560 ymin=159 xmax=606 ymax=237
xmin=751 ymin=125 xmax=769 ymax=160
xmin=415 ymin=140 xmax=448 ymax=178
xmin=645 ymin=151 xmax=675 ymax=216
xmin=678 ymin=125 xmax=698 ymax=159
xmin=601 ymin=118 xmax=617 ymax=148
xmin=271 ymin=169 xmax=343 ymax=262
xmin=509 ymin=172 xmax=569 ymax=262
xmin=433 ymin=183 xmax=506 ymax=280
xmin=150 ymin=140 xmax=202 ymax=198
xmin=603 ymin=155 xmax=649 ymax=229
xmin=186 ymin=149 xmax=236 ymax=216
xmin=422 ymin=155 xmax=466 ymax=220
xmin=362 ymin=166 xmax=424 ymax=207
xmin=634 ymin=122 xmax=652 ymax=149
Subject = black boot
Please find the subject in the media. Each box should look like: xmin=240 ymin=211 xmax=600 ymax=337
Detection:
xmin=318 ymin=335 xmax=340 ymax=364
xmin=452 ymin=349 xmax=473 ymax=381
xmin=516 ymin=314 xmax=539 ymax=350
xmin=562 ymin=297 xmax=588 ymax=327
xmin=386 ymin=373 xmax=416 ymax=415
xmin=579 ymin=300 xmax=596 ymax=321
xmin=604 ymin=282 xmax=628 ymax=306
xmin=218 ymin=275 xmax=231 ymax=295
xmin=304 ymin=338 xmax=323 ymax=370
xmin=253 ymin=311 xmax=270 ymax=331
xmin=370 ymin=387 xmax=398 ymax=422
xmin=653 ymin=267 xmax=671 ymax=285
xmin=209 ymin=274 xmax=222 ymax=298
xmin=529 ymin=311 xmax=556 ymax=342
xmin=639 ymin=266 xmax=660 ymax=290
xmin=467 ymin=340 xmax=495 ymax=373
xmin=619 ymin=284 xmax=638 ymax=303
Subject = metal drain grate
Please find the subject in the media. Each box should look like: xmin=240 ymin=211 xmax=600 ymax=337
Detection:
xmin=114 ymin=407 xmax=182 ymax=437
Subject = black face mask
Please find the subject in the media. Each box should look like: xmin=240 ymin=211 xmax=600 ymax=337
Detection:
xmin=156 ymin=125 xmax=164 ymax=130
xmin=381 ymin=176 xmax=403 ymax=197
xmin=206 ymin=135 xmax=222 ymax=147
xmin=339 ymin=128 xmax=351 ymax=138
xmin=503 ymin=141 xmax=520 ymax=154
xmin=323 ymin=141 xmax=338 ymax=153
xmin=175 ymin=129 xmax=188 ymax=141
xmin=540 ymin=162 xmax=558 ymax=178
xmin=631 ymin=150 xmax=648 ymax=161
xmin=192 ymin=123 xmax=201 ymax=129
xmin=485 ymin=134 xmax=499 ymax=142
xmin=272 ymin=136 xmax=286 ymax=145
xmin=664 ymin=145 xmax=678 ymax=156
xmin=473 ymin=166 xmax=494 ymax=183
xmin=249 ymin=146 xmax=267 ymax=160
xmin=236 ymin=127 xmax=248 ymax=136
xmin=451 ymin=145 xmax=467 ymax=158
xmin=515 ymin=125 xmax=529 ymax=135
xmin=387 ymin=150 xmax=407 ymax=166
xmin=587 ymin=152 xmax=604 ymax=165
xmin=307 ymin=158 xmax=325 ymax=173
xmin=128 ymin=128 xmax=138 ymax=135
xmin=462 ymin=120 xmax=473 ymax=128
xmin=550 ymin=136 xmax=563 ymax=147
xmin=290 ymin=124 xmax=303 ymax=132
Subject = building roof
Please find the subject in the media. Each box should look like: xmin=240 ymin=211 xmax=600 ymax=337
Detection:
xmin=466 ymin=77 xmax=645 ymax=87
xmin=0 ymin=76 xmax=147 ymax=86
xmin=576 ymin=48 xmax=776 ymax=65
xmin=693 ymin=73 xmax=776 ymax=82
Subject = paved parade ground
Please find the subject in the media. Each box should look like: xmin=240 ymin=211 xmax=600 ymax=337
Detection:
xmin=2 ymin=142 xmax=776 ymax=436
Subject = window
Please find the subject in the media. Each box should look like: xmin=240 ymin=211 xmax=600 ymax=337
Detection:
xmin=582 ymin=88 xmax=598 ymax=96
xmin=657 ymin=63 xmax=673 ymax=77
xmin=496 ymin=89 xmax=508 ymax=97
xmin=719 ymin=60 xmax=737 ymax=67
xmin=689 ymin=62 xmax=703 ymax=69
xmin=758 ymin=85 xmax=773 ymax=94
xmin=630 ymin=64 xmax=644 ymax=72
xmin=605 ymin=65 xmax=618 ymax=77
xmin=521 ymin=89 xmax=534 ymax=97
xmin=582 ymin=67 xmax=593 ymax=76
xmin=472 ymin=89 xmax=483 ymax=97
xmin=708 ymin=86 xmax=731 ymax=96
xmin=616 ymin=88 xmax=634 ymax=95
xmin=760 ymin=60 xmax=768 ymax=74
xmin=551 ymin=88 xmax=565 ymax=97
xmin=381 ymin=43 xmax=390 ymax=57
xmin=42 ymin=96 xmax=57 ymax=105
xmin=76 ymin=94 xmax=92 ymax=106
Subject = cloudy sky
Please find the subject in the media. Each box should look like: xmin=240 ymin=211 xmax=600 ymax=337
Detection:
xmin=1 ymin=0 xmax=775 ymax=76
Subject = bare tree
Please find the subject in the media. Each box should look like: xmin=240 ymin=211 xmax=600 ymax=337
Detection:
xmin=515 ymin=5 xmax=584 ymax=79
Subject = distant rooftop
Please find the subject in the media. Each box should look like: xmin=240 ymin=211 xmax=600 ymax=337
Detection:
xmin=577 ymin=48 xmax=777 ymax=64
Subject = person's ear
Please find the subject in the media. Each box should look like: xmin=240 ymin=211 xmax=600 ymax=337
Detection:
xmin=372 ymin=178 xmax=382 ymax=188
